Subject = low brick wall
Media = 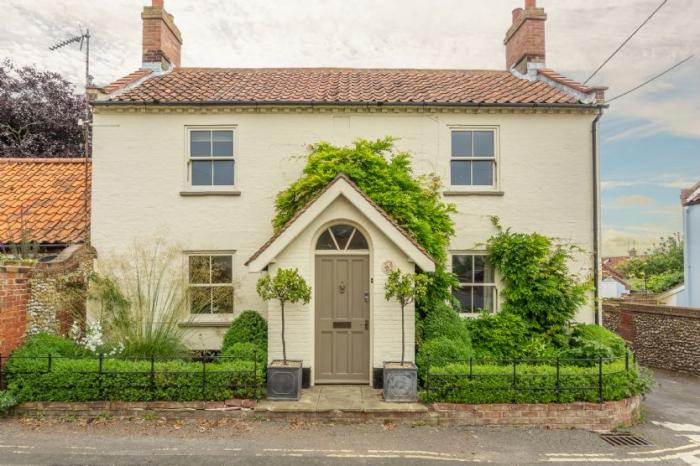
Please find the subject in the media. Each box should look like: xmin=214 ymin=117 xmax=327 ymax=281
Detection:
xmin=10 ymin=397 xmax=641 ymax=430
xmin=603 ymin=300 xmax=700 ymax=375
xmin=432 ymin=396 xmax=641 ymax=431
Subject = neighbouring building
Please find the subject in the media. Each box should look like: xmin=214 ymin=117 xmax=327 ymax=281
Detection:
xmin=0 ymin=158 xmax=91 ymax=258
xmin=681 ymin=181 xmax=700 ymax=307
xmin=601 ymin=262 xmax=630 ymax=299
xmin=89 ymin=0 xmax=606 ymax=386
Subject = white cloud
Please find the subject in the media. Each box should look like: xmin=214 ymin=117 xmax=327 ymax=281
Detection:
xmin=2 ymin=0 xmax=699 ymax=140
xmin=613 ymin=195 xmax=655 ymax=206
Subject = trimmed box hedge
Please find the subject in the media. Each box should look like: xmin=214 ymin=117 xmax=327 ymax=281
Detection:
xmin=4 ymin=356 xmax=264 ymax=402
xmin=421 ymin=359 xmax=650 ymax=404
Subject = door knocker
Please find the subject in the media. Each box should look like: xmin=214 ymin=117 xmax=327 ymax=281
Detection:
xmin=338 ymin=281 xmax=346 ymax=294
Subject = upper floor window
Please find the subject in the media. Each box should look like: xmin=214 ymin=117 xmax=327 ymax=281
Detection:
xmin=451 ymin=254 xmax=496 ymax=315
xmin=188 ymin=254 xmax=234 ymax=314
xmin=450 ymin=130 xmax=496 ymax=187
xmin=189 ymin=129 xmax=234 ymax=187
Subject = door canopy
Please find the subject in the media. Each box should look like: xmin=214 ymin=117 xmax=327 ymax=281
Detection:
xmin=246 ymin=174 xmax=435 ymax=272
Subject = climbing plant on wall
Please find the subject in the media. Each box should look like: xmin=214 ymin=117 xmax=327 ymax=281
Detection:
xmin=273 ymin=137 xmax=458 ymax=320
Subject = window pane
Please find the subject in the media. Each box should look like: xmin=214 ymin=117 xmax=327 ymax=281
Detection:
xmin=213 ymin=160 xmax=234 ymax=185
xmin=473 ymin=286 xmax=485 ymax=311
xmin=190 ymin=131 xmax=211 ymax=157
xmin=473 ymin=131 xmax=494 ymax=157
xmin=452 ymin=255 xmax=473 ymax=283
xmin=190 ymin=287 xmax=211 ymax=314
xmin=189 ymin=256 xmax=210 ymax=284
xmin=192 ymin=161 xmax=212 ymax=186
xmin=451 ymin=160 xmax=471 ymax=186
xmin=212 ymin=287 xmax=234 ymax=313
xmin=316 ymin=229 xmax=336 ymax=250
xmin=212 ymin=131 xmax=233 ymax=157
xmin=331 ymin=224 xmax=354 ymax=250
xmin=453 ymin=286 xmax=472 ymax=312
xmin=211 ymin=256 xmax=232 ymax=283
xmin=347 ymin=229 xmax=369 ymax=250
xmin=483 ymin=286 xmax=495 ymax=312
xmin=472 ymin=161 xmax=493 ymax=186
xmin=451 ymin=131 xmax=472 ymax=157
xmin=474 ymin=256 xmax=485 ymax=283
xmin=483 ymin=257 xmax=495 ymax=282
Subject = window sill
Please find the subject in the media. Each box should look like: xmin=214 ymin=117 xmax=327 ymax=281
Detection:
xmin=180 ymin=190 xmax=241 ymax=197
xmin=178 ymin=321 xmax=233 ymax=328
xmin=443 ymin=190 xmax=504 ymax=197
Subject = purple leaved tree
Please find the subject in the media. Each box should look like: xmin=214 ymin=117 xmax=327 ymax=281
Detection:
xmin=0 ymin=59 xmax=87 ymax=157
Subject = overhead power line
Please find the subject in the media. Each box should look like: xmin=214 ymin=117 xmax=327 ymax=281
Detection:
xmin=606 ymin=55 xmax=693 ymax=103
xmin=583 ymin=0 xmax=668 ymax=85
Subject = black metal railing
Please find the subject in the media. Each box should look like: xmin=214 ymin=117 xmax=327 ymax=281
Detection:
xmin=422 ymin=351 xmax=635 ymax=404
xmin=0 ymin=351 xmax=263 ymax=401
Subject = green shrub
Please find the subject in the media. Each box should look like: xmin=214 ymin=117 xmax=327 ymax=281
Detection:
xmin=221 ymin=342 xmax=267 ymax=366
xmin=465 ymin=312 xmax=531 ymax=360
xmin=222 ymin=310 xmax=268 ymax=353
xmin=5 ymin=356 xmax=264 ymax=402
xmin=421 ymin=360 xmax=649 ymax=404
xmin=559 ymin=324 xmax=628 ymax=366
xmin=417 ymin=337 xmax=471 ymax=380
xmin=422 ymin=303 xmax=470 ymax=348
xmin=11 ymin=333 xmax=91 ymax=359
xmin=0 ymin=391 xmax=17 ymax=414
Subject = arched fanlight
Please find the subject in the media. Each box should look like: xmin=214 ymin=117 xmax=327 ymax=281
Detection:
xmin=316 ymin=224 xmax=368 ymax=251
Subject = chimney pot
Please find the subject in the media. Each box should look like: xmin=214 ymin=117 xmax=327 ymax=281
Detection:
xmin=512 ymin=8 xmax=523 ymax=24
xmin=504 ymin=1 xmax=547 ymax=72
xmin=141 ymin=0 xmax=182 ymax=70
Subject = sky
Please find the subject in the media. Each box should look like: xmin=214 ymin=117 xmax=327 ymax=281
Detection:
xmin=2 ymin=0 xmax=698 ymax=256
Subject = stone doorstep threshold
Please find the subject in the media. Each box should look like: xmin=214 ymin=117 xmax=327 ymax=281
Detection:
xmin=11 ymin=395 xmax=641 ymax=431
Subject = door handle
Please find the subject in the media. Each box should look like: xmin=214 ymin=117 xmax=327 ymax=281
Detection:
xmin=365 ymin=319 xmax=369 ymax=331
xmin=363 ymin=292 xmax=369 ymax=303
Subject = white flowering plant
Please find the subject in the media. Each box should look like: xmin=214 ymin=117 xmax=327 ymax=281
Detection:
xmin=69 ymin=320 xmax=123 ymax=357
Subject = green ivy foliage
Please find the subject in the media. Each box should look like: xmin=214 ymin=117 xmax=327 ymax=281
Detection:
xmin=273 ymin=138 xmax=456 ymax=264
xmin=486 ymin=222 xmax=589 ymax=335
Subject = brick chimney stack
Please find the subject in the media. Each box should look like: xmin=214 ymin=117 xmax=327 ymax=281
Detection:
xmin=504 ymin=0 xmax=547 ymax=73
xmin=141 ymin=0 xmax=182 ymax=71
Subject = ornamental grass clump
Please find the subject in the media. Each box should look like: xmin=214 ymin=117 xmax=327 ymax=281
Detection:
xmin=90 ymin=238 xmax=189 ymax=358
xmin=256 ymin=268 xmax=311 ymax=365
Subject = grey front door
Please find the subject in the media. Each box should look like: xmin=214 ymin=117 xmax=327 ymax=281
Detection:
xmin=315 ymin=255 xmax=370 ymax=383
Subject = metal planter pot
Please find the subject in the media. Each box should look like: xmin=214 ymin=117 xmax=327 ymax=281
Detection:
xmin=383 ymin=362 xmax=417 ymax=402
xmin=267 ymin=361 xmax=303 ymax=401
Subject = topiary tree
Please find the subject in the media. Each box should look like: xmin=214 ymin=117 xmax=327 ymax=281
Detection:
xmin=256 ymin=268 xmax=311 ymax=364
xmin=384 ymin=269 xmax=430 ymax=365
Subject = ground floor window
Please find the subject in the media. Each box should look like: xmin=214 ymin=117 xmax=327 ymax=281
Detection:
xmin=188 ymin=254 xmax=234 ymax=314
xmin=451 ymin=254 xmax=496 ymax=314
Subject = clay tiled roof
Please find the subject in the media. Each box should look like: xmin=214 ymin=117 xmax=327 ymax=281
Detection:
xmin=101 ymin=68 xmax=599 ymax=106
xmin=681 ymin=181 xmax=700 ymax=207
xmin=101 ymin=69 xmax=153 ymax=95
xmin=0 ymin=158 xmax=91 ymax=245
xmin=245 ymin=173 xmax=435 ymax=267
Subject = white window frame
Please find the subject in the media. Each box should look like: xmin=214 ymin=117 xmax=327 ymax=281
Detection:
xmin=450 ymin=252 xmax=498 ymax=316
xmin=185 ymin=252 xmax=235 ymax=315
xmin=448 ymin=126 xmax=499 ymax=191
xmin=185 ymin=126 xmax=237 ymax=191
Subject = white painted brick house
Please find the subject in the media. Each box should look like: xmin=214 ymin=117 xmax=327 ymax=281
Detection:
xmin=90 ymin=0 xmax=606 ymax=387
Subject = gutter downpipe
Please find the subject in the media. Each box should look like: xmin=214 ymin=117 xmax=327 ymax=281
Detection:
xmin=592 ymin=109 xmax=603 ymax=324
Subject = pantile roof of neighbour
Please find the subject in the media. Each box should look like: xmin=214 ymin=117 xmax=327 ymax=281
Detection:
xmin=98 ymin=67 xmax=601 ymax=106
xmin=0 ymin=158 xmax=90 ymax=245
xmin=681 ymin=181 xmax=700 ymax=206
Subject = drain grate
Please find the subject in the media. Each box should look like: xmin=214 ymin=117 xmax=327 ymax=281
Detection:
xmin=600 ymin=433 xmax=652 ymax=447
